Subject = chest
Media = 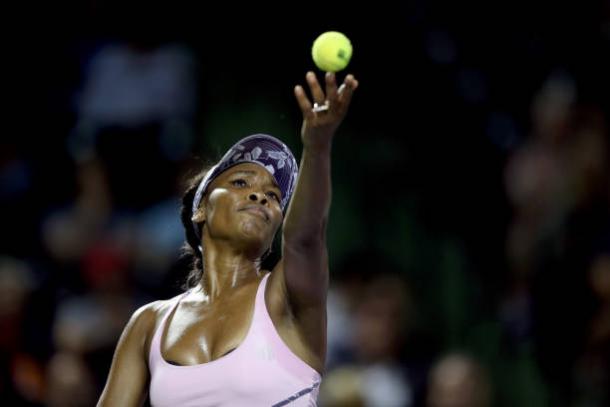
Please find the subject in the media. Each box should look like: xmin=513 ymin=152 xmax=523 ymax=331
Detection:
xmin=161 ymin=291 xmax=256 ymax=365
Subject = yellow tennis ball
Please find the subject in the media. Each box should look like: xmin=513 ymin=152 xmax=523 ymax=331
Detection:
xmin=311 ymin=31 xmax=353 ymax=72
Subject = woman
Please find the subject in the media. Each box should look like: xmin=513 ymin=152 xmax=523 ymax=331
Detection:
xmin=97 ymin=71 xmax=358 ymax=406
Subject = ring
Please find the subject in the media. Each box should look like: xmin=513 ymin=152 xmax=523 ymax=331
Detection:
xmin=312 ymin=101 xmax=329 ymax=113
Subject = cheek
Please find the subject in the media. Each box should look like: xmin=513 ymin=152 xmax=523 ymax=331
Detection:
xmin=207 ymin=188 xmax=229 ymax=204
xmin=206 ymin=189 xmax=236 ymax=223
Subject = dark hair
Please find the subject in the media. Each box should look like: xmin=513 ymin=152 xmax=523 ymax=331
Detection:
xmin=179 ymin=168 xmax=209 ymax=289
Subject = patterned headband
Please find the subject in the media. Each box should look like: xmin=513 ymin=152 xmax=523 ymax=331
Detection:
xmin=191 ymin=134 xmax=299 ymax=241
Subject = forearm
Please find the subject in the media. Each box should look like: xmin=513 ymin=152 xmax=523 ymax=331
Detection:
xmin=283 ymin=71 xmax=357 ymax=247
xmin=283 ymin=142 xmax=332 ymax=246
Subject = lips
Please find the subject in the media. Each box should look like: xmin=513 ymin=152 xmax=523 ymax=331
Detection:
xmin=239 ymin=205 xmax=270 ymax=222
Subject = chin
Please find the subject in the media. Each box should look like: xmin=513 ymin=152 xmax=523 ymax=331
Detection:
xmin=238 ymin=221 xmax=266 ymax=242
xmin=239 ymin=222 xmax=274 ymax=252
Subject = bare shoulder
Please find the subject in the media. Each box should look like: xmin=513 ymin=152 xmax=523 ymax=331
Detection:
xmin=133 ymin=294 xmax=183 ymax=323
xmin=130 ymin=300 xmax=167 ymax=329
xmin=97 ymin=297 xmax=181 ymax=406
xmin=123 ymin=296 xmax=181 ymax=355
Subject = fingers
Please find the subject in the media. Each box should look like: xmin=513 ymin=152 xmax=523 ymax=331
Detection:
xmin=338 ymin=74 xmax=359 ymax=110
xmin=295 ymin=72 xmax=358 ymax=118
xmin=294 ymin=85 xmax=313 ymax=118
xmin=325 ymin=72 xmax=338 ymax=102
xmin=338 ymin=74 xmax=358 ymax=95
xmin=306 ymin=71 xmax=326 ymax=104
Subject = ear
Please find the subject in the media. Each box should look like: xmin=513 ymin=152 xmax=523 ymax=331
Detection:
xmin=191 ymin=206 xmax=206 ymax=223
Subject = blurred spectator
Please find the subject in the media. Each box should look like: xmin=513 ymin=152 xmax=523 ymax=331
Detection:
xmin=502 ymin=68 xmax=610 ymax=402
xmin=573 ymin=251 xmax=610 ymax=406
xmin=321 ymin=268 xmax=417 ymax=407
xmin=0 ymin=256 xmax=44 ymax=406
xmin=46 ymin=352 xmax=96 ymax=407
xmin=40 ymin=155 xmax=185 ymax=293
xmin=505 ymin=71 xmax=608 ymax=278
xmin=426 ymin=353 xmax=491 ymax=407
xmin=75 ymin=41 xmax=196 ymax=129
xmin=68 ymin=23 xmax=198 ymax=211
xmin=504 ymin=71 xmax=577 ymax=279
xmin=319 ymin=366 xmax=365 ymax=407
xmin=41 ymin=158 xmax=111 ymax=266
xmin=43 ymin=236 xmax=144 ymax=401
xmin=353 ymin=275 xmax=412 ymax=366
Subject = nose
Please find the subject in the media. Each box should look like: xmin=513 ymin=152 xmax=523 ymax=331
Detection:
xmin=249 ymin=192 xmax=267 ymax=205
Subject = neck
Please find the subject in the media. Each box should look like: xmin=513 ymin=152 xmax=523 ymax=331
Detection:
xmin=196 ymin=237 xmax=263 ymax=301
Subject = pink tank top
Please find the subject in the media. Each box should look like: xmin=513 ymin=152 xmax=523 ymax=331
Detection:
xmin=148 ymin=273 xmax=321 ymax=406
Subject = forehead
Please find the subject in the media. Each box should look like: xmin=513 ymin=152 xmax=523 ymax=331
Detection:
xmin=212 ymin=162 xmax=278 ymax=187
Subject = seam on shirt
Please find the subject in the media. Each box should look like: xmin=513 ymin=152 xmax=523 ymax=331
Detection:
xmin=271 ymin=381 xmax=320 ymax=406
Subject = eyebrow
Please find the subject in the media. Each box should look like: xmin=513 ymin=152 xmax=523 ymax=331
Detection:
xmin=229 ymin=171 xmax=280 ymax=191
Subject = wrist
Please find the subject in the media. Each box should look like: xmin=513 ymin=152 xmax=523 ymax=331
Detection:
xmin=302 ymin=140 xmax=332 ymax=154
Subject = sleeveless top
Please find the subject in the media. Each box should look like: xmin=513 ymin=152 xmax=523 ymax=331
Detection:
xmin=148 ymin=273 xmax=321 ymax=406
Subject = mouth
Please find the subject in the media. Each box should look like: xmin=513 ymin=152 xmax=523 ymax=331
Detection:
xmin=239 ymin=206 xmax=270 ymax=222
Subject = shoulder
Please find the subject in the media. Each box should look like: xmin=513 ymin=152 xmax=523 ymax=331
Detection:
xmin=130 ymin=298 xmax=173 ymax=328
xmin=123 ymin=295 xmax=183 ymax=351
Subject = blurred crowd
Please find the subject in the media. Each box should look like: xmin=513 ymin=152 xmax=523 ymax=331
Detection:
xmin=2 ymin=2 xmax=610 ymax=406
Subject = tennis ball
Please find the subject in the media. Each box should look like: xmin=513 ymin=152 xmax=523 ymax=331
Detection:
xmin=311 ymin=31 xmax=352 ymax=72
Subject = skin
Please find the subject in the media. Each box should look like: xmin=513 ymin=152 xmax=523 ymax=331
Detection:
xmin=97 ymin=71 xmax=358 ymax=406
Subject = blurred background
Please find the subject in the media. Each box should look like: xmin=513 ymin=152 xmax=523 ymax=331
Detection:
xmin=2 ymin=1 xmax=610 ymax=406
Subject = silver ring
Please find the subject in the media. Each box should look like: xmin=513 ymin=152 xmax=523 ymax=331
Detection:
xmin=312 ymin=101 xmax=329 ymax=113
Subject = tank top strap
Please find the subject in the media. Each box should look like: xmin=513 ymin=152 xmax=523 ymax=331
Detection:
xmin=254 ymin=273 xmax=271 ymax=314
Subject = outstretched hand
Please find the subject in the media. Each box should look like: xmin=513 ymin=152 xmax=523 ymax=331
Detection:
xmin=294 ymin=71 xmax=359 ymax=150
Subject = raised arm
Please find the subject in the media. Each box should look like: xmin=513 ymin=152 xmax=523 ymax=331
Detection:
xmin=280 ymin=71 xmax=358 ymax=309
xmin=97 ymin=303 xmax=157 ymax=407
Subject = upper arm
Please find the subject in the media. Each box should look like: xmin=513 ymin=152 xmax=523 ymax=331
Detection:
xmin=268 ymin=241 xmax=329 ymax=371
xmin=97 ymin=302 xmax=159 ymax=407
xmin=276 ymin=228 xmax=329 ymax=311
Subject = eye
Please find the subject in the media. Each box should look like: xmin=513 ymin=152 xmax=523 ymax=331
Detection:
xmin=231 ymin=179 xmax=247 ymax=187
